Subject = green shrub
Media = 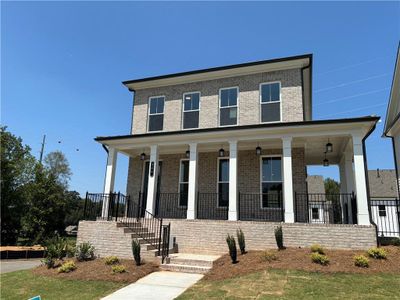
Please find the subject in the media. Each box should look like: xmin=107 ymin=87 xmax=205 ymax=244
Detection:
xmin=310 ymin=253 xmax=330 ymax=265
xmin=75 ymin=242 xmax=95 ymax=261
xmin=226 ymin=234 xmax=237 ymax=264
xmin=367 ymin=247 xmax=387 ymax=259
xmin=105 ymin=256 xmax=119 ymax=265
xmin=58 ymin=260 xmax=77 ymax=273
xmin=236 ymin=228 xmax=246 ymax=255
xmin=131 ymin=239 xmax=141 ymax=266
xmin=310 ymin=244 xmax=325 ymax=255
xmin=65 ymin=242 xmax=76 ymax=258
xmin=262 ymin=250 xmax=278 ymax=262
xmin=45 ymin=235 xmax=67 ymax=260
xmin=42 ymin=257 xmax=55 ymax=269
xmin=354 ymin=255 xmax=369 ymax=268
xmin=111 ymin=265 xmax=126 ymax=274
xmin=274 ymin=226 xmax=285 ymax=250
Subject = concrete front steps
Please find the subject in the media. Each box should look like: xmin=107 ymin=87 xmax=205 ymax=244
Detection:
xmin=160 ymin=253 xmax=220 ymax=274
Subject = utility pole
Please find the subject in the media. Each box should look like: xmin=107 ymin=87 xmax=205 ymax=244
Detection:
xmin=39 ymin=134 xmax=46 ymax=163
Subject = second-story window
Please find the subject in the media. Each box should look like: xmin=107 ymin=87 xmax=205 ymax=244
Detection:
xmin=219 ymin=87 xmax=238 ymax=126
xmin=148 ymin=96 xmax=164 ymax=132
xmin=260 ymin=82 xmax=281 ymax=123
xmin=182 ymin=92 xmax=200 ymax=129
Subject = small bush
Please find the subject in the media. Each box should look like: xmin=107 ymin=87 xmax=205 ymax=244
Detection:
xmin=354 ymin=255 xmax=369 ymax=268
xmin=274 ymin=226 xmax=285 ymax=250
xmin=105 ymin=256 xmax=119 ymax=265
xmin=58 ymin=260 xmax=77 ymax=273
xmin=132 ymin=239 xmax=141 ymax=266
xmin=65 ymin=243 xmax=76 ymax=258
xmin=262 ymin=250 xmax=278 ymax=262
xmin=75 ymin=242 xmax=95 ymax=262
xmin=42 ymin=257 xmax=55 ymax=269
xmin=45 ymin=235 xmax=67 ymax=260
xmin=367 ymin=247 xmax=387 ymax=259
xmin=310 ymin=244 xmax=325 ymax=255
xmin=111 ymin=265 xmax=126 ymax=274
xmin=311 ymin=253 xmax=330 ymax=266
xmin=226 ymin=234 xmax=237 ymax=264
xmin=236 ymin=228 xmax=246 ymax=255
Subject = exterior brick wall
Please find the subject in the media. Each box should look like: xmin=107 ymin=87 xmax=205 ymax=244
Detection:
xmin=131 ymin=68 xmax=303 ymax=134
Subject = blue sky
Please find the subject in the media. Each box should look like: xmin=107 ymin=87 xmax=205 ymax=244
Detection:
xmin=2 ymin=2 xmax=400 ymax=196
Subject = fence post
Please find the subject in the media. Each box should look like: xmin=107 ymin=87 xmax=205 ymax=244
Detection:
xmin=115 ymin=192 xmax=120 ymax=222
xmin=83 ymin=192 xmax=88 ymax=219
xmin=237 ymin=192 xmax=241 ymax=221
xmin=158 ymin=218 xmax=163 ymax=256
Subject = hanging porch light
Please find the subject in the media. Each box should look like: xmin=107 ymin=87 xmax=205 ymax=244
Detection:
xmin=219 ymin=148 xmax=225 ymax=157
xmin=256 ymin=145 xmax=262 ymax=156
xmin=185 ymin=149 xmax=190 ymax=158
xmin=323 ymin=152 xmax=329 ymax=167
xmin=326 ymin=138 xmax=333 ymax=153
xmin=140 ymin=152 xmax=146 ymax=161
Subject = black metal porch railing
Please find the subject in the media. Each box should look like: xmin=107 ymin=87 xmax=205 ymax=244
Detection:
xmin=239 ymin=192 xmax=284 ymax=222
xmin=155 ymin=193 xmax=187 ymax=219
xmin=197 ymin=193 xmax=228 ymax=220
xmin=295 ymin=193 xmax=352 ymax=224
xmin=370 ymin=198 xmax=400 ymax=238
xmin=84 ymin=192 xmax=107 ymax=221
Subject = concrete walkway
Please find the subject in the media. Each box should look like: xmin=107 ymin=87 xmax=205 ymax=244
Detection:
xmin=0 ymin=259 xmax=42 ymax=274
xmin=102 ymin=271 xmax=203 ymax=300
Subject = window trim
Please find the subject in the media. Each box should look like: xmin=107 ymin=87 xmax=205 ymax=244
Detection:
xmin=259 ymin=81 xmax=282 ymax=124
xmin=217 ymin=157 xmax=230 ymax=208
xmin=259 ymin=154 xmax=283 ymax=209
xmin=181 ymin=91 xmax=201 ymax=130
xmin=218 ymin=86 xmax=239 ymax=127
xmin=147 ymin=95 xmax=165 ymax=132
xmin=177 ymin=158 xmax=189 ymax=208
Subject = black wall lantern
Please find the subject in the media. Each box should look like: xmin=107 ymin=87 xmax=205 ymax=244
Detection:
xmin=140 ymin=153 xmax=146 ymax=161
xmin=219 ymin=148 xmax=225 ymax=157
xmin=185 ymin=149 xmax=190 ymax=158
xmin=256 ymin=146 xmax=262 ymax=156
xmin=326 ymin=139 xmax=333 ymax=153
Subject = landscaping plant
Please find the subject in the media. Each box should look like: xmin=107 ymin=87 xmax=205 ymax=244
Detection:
xmin=262 ymin=250 xmax=278 ymax=262
xmin=58 ymin=260 xmax=77 ymax=273
xmin=310 ymin=252 xmax=330 ymax=266
xmin=105 ymin=256 xmax=119 ymax=265
xmin=274 ymin=226 xmax=285 ymax=250
xmin=42 ymin=257 xmax=55 ymax=269
xmin=236 ymin=228 xmax=246 ymax=254
xmin=132 ymin=239 xmax=141 ymax=266
xmin=75 ymin=242 xmax=95 ymax=261
xmin=354 ymin=255 xmax=369 ymax=268
xmin=45 ymin=235 xmax=67 ymax=260
xmin=111 ymin=265 xmax=127 ymax=274
xmin=226 ymin=234 xmax=237 ymax=264
xmin=310 ymin=244 xmax=325 ymax=255
xmin=367 ymin=247 xmax=387 ymax=259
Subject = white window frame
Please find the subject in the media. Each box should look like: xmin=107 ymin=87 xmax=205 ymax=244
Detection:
xmin=259 ymin=81 xmax=282 ymax=124
xmin=259 ymin=155 xmax=283 ymax=209
xmin=217 ymin=157 xmax=230 ymax=208
xmin=181 ymin=91 xmax=201 ymax=130
xmin=218 ymin=86 xmax=239 ymax=127
xmin=147 ymin=95 xmax=165 ymax=132
xmin=178 ymin=158 xmax=189 ymax=207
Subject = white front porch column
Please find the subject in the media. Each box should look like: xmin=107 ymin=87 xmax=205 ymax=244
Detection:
xmin=102 ymin=147 xmax=118 ymax=218
xmin=352 ymin=133 xmax=370 ymax=225
xmin=187 ymin=143 xmax=198 ymax=220
xmin=282 ymin=137 xmax=294 ymax=223
xmin=228 ymin=140 xmax=238 ymax=221
xmin=146 ymin=145 xmax=159 ymax=215
xmin=344 ymin=150 xmax=355 ymax=224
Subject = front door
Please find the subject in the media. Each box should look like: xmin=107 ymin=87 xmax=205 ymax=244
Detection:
xmin=141 ymin=161 xmax=162 ymax=216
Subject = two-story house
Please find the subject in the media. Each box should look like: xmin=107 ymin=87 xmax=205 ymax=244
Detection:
xmin=78 ymin=54 xmax=379 ymax=260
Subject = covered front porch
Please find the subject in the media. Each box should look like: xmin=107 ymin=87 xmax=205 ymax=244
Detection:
xmin=91 ymin=117 xmax=378 ymax=226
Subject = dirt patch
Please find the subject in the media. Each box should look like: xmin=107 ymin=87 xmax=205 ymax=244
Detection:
xmin=32 ymin=258 xmax=159 ymax=283
xmin=205 ymin=246 xmax=400 ymax=281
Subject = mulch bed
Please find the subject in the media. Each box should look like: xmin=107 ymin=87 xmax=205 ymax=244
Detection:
xmin=32 ymin=258 xmax=159 ymax=283
xmin=205 ymin=246 xmax=400 ymax=281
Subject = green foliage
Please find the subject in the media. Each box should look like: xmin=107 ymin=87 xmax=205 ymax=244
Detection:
xmin=75 ymin=242 xmax=95 ymax=262
xmin=310 ymin=244 xmax=325 ymax=255
xmin=131 ymin=239 xmax=141 ymax=266
xmin=42 ymin=257 xmax=55 ymax=269
xmin=324 ymin=178 xmax=340 ymax=194
xmin=111 ymin=265 xmax=126 ymax=274
xmin=262 ymin=250 xmax=278 ymax=262
xmin=310 ymin=253 xmax=330 ymax=265
xmin=105 ymin=256 xmax=120 ymax=265
xmin=58 ymin=260 xmax=77 ymax=273
xmin=236 ymin=228 xmax=246 ymax=255
xmin=226 ymin=234 xmax=237 ymax=264
xmin=45 ymin=235 xmax=67 ymax=260
xmin=367 ymin=247 xmax=387 ymax=259
xmin=354 ymin=255 xmax=369 ymax=268
xmin=274 ymin=226 xmax=285 ymax=250
xmin=65 ymin=242 xmax=76 ymax=258
xmin=44 ymin=151 xmax=72 ymax=188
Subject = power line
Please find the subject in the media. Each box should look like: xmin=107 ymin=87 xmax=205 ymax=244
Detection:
xmin=319 ymin=103 xmax=386 ymax=118
xmin=314 ymin=87 xmax=390 ymax=106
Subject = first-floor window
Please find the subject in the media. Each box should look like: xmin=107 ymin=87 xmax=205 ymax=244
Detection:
xmin=378 ymin=205 xmax=386 ymax=217
xmin=218 ymin=158 xmax=229 ymax=207
xmin=179 ymin=160 xmax=189 ymax=206
xmin=148 ymin=96 xmax=165 ymax=132
xmin=261 ymin=156 xmax=282 ymax=208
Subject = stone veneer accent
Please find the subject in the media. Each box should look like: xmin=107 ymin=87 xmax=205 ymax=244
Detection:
xmin=77 ymin=220 xmax=377 ymax=258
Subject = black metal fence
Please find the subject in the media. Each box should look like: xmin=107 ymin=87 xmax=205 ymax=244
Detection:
xmin=84 ymin=193 xmax=107 ymax=221
xmin=239 ymin=193 xmax=284 ymax=221
xmin=156 ymin=193 xmax=187 ymax=219
xmin=197 ymin=193 xmax=228 ymax=220
xmin=370 ymin=198 xmax=400 ymax=238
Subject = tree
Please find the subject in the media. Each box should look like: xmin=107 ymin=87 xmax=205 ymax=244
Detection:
xmin=43 ymin=151 xmax=72 ymax=187
xmin=1 ymin=127 xmax=36 ymax=245
xmin=324 ymin=178 xmax=340 ymax=194
xmin=63 ymin=191 xmax=85 ymax=226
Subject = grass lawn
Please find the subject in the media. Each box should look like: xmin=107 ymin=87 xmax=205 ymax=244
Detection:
xmin=0 ymin=270 xmax=125 ymax=300
xmin=177 ymin=269 xmax=400 ymax=300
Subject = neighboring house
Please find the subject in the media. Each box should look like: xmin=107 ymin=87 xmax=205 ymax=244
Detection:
xmin=306 ymin=175 xmax=329 ymax=224
xmin=78 ymin=54 xmax=379 ymax=260
xmin=369 ymin=169 xmax=400 ymax=238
